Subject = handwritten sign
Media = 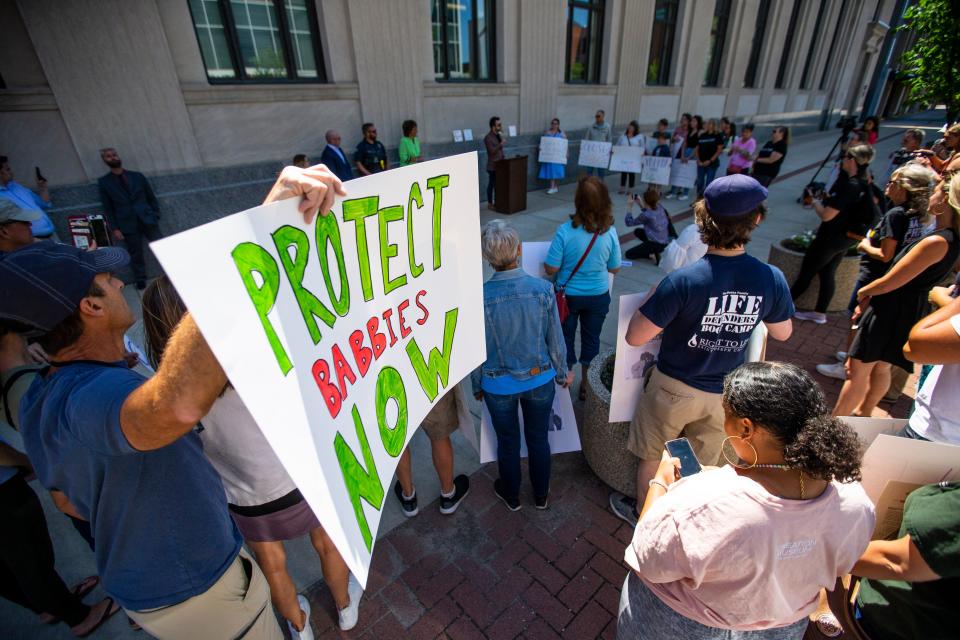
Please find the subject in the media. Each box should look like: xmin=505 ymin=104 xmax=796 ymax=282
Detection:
xmin=670 ymin=159 xmax=697 ymax=189
xmin=578 ymin=141 xmax=612 ymax=169
xmin=453 ymin=130 xmax=464 ymax=143
xmin=150 ymin=154 xmax=486 ymax=586
xmin=539 ymin=136 xmax=568 ymax=164
xmin=463 ymin=129 xmax=474 ymax=142
xmin=478 ymin=383 xmax=580 ymax=463
xmin=609 ymin=146 xmax=644 ymax=173
xmin=641 ymin=156 xmax=672 ymax=185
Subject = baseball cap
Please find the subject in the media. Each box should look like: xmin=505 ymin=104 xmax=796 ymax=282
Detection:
xmin=703 ymin=174 xmax=768 ymax=217
xmin=0 ymin=199 xmax=41 ymax=224
xmin=0 ymin=242 xmax=129 ymax=332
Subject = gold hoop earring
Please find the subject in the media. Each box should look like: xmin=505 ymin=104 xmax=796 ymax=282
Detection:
xmin=721 ymin=436 xmax=758 ymax=469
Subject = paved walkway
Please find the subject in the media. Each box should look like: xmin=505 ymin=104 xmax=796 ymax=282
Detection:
xmin=2 ymin=111 xmax=941 ymax=639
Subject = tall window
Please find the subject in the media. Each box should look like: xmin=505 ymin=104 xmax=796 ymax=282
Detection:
xmin=703 ymin=0 xmax=732 ymax=87
xmin=187 ymin=0 xmax=325 ymax=82
xmin=647 ymin=0 xmax=679 ymax=86
xmin=799 ymin=0 xmax=829 ymax=89
xmin=565 ymin=0 xmax=605 ymax=83
xmin=431 ymin=0 xmax=495 ymax=81
xmin=743 ymin=0 xmax=771 ymax=88
xmin=818 ymin=0 xmax=849 ymax=91
xmin=775 ymin=0 xmax=805 ymax=89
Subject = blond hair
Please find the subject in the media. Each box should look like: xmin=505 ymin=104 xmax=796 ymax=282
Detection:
xmin=891 ymin=163 xmax=937 ymax=224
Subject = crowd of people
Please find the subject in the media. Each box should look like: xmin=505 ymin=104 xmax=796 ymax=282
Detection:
xmin=1 ymin=114 xmax=958 ymax=640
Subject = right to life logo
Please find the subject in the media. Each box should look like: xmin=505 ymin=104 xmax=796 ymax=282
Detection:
xmin=687 ymin=291 xmax=763 ymax=353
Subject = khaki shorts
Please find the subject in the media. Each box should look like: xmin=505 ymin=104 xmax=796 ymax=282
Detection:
xmin=126 ymin=548 xmax=283 ymax=640
xmin=626 ymin=367 xmax=725 ymax=465
xmin=420 ymin=389 xmax=460 ymax=441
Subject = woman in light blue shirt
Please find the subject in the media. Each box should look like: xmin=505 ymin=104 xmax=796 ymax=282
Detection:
xmin=545 ymin=176 xmax=621 ymax=400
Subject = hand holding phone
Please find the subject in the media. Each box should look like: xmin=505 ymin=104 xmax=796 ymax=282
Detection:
xmin=665 ymin=438 xmax=702 ymax=477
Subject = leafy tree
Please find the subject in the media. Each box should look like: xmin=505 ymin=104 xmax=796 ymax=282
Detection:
xmin=897 ymin=0 xmax=960 ymax=122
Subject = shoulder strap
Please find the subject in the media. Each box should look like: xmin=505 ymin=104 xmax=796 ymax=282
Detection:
xmin=2 ymin=366 xmax=42 ymax=431
xmin=562 ymin=232 xmax=600 ymax=288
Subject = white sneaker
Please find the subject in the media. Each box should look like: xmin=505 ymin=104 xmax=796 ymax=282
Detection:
xmin=287 ymin=595 xmax=315 ymax=640
xmin=835 ymin=351 xmax=847 ymax=362
xmin=338 ymin=574 xmax=364 ymax=631
xmin=816 ymin=362 xmax=847 ymax=380
xmin=664 ymin=192 xmax=677 ymax=199
xmin=678 ymin=194 xmax=689 ymax=201
xmin=546 ymin=187 xmax=559 ymax=195
xmin=794 ymin=310 xmax=827 ymax=324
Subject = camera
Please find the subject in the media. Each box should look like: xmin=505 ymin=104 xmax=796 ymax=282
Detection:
xmin=836 ymin=116 xmax=857 ymax=135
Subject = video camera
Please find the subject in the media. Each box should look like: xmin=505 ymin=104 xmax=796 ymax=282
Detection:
xmin=836 ymin=115 xmax=857 ymax=136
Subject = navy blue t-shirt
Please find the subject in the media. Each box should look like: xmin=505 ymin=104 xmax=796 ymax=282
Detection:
xmin=641 ymin=254 xmax=795 ymax=392
xmin=20 ymin=362 xmax=242 ymax=610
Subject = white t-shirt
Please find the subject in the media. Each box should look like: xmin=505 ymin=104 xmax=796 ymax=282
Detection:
xmin=660 ymin=224 xmax=707 ymax=274
xmin=617 ymin=133 xmax=646 ymax=149
xmin=908 ymin=314 xmax=960 ymax=444
xmin=200 ymin=388 xmax=296 ymax=507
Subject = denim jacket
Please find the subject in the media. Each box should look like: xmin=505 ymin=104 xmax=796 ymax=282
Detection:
xmin=470 ymin=268 xmax=567 ymax=393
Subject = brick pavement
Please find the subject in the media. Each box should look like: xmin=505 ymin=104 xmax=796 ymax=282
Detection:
xmin=299 ymin=313 xmax=914 ymax=639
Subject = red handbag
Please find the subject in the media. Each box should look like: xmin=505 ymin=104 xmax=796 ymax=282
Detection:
xmin=555 ymin=232 xmax=599 ymax=322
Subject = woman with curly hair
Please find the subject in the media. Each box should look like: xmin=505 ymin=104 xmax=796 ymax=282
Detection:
xmin=617 ymin=362 xmax=875 ymax=640
xmin=544 ymin=176 xmax=621 ymax=400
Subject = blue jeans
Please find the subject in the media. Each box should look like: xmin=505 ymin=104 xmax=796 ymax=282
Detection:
xmin=587 ymin=167 xmax=607 ymax=178
xmin=483 ymin=381 xmax=555 ymax=500
xmin=486 ymin=170 xmax=496 ymax=204
xmin=561 ymin=292 xmax=611 ymax=367
xmin=695 ymin=163 xmax=718 ymax=196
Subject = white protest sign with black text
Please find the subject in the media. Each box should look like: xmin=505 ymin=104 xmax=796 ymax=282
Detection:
xmin=641 ymin=156 xmax=672 ymax=185
xmin=609 ymin=146 xmax=644 ymax=173
xmin=670 ymin=159 xmax=697 ymax=189
xmin=539 ymin=136 xmax=568 ymax=164
xmin=578 ymin=141 xmax=612 ymax=169
xmin=151 ymin=153 xmax=485 ymax=587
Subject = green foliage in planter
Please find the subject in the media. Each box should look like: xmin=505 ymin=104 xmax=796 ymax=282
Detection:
xmin=781 ymin=231 xmax=859 ymax=257
xmin=601 ymin=354 xmax=615 ymax=393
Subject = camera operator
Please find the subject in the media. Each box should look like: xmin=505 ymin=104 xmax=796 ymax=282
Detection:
xmin=792 ymin=145 xmax=876 ymax=324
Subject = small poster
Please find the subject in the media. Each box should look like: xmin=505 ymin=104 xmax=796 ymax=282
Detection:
xmin=508 ymin=125 xmax=518 ymax=137
xmin=538 ymin=136 xmax=568 ymax=164
xmin=453 ymin=129 xmax=464 ymax=143
xmin=609 ymin=291 xmax=659 ymax=423
xmin=463 ymin=129 xmax=474 ymax=142
xmin=609 ymin=146 xmax=644 ymax=173
xmin=578 ymin=141 xmax=612 ymax=169
xmin=640 ymin=156 xmax=672 ymax=185
xmin=478 ymin=383 xmax=581 ymax=463
xmin=521 ymin=241 xmax=613 ymax=289
xmin=669 ymin=159 xmax=697 ymax=189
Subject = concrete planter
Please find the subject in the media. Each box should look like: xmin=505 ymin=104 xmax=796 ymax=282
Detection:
xmin=768 ymin=241 xmax=860 ymax=313
xmin=582 ymin=349 xmax=637 ymax=496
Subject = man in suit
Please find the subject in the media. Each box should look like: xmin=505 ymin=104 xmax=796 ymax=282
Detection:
xmin=320 ymin=130 xmax=353 ymax=183
xmin=97 ymin=148 xmax=162 ymax=289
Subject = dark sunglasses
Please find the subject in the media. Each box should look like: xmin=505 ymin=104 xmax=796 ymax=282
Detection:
xmin=843 ymin=154 xmax=855 ymax=160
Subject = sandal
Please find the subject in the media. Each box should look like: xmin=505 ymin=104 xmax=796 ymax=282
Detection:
xmin=71 ymin=597 xmax=120 ymax=638
xmin=38 ymin=575 xmax=101 ymax=624
xmin=815 ymin=612 xmax=843 ymax=638
xmin=578 ymin=384 xmax=587 ymax=402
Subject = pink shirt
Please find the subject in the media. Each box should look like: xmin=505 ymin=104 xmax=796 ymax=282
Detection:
xmin=624 ymin=466 xmax=875 ymax=631
xmin=729 ymin=137 xmax=757 ymax=170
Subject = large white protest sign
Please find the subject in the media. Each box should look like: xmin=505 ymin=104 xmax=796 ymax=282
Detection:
xmin=670 ymin=159 xmax=697 ymax=188
xmin=539 ymin=136 xmax=568 ymax=164
xmin=609 ymin=146 xmax=644 ymax=173
xmin=478 ymin=384 xmax=581 ymax=463
xmin=150 ymin=153 xmax=485 ymax=586
xmin=640 ymin=156 xmax=672 ymax=185
xmin=578 ymin=141 xmax=612 ymax=169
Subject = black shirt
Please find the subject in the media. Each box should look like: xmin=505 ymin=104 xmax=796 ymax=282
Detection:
xmin=354 ymin=139 xmax=387 ymax=174
xmin=751 ymin=139 xmax=788 ymax=178
xmin=858 ymin=205 xmax=931 ymax=281
xmin=817 ymin=171 xmax=868 ymax=242
xmin=695 ymin=133 xmax=723 ymax=166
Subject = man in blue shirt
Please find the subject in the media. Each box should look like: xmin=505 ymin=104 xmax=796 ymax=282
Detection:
xmin=0 ymin=164 xmax=346 ymax=638
xmin=0 ymin=155 xmax=57 ymax=240
xmin=353 ymin=123 xmax=388 ymax=176
xmin=609 ymin=175 xmax=795 ymax=526
xmin=320 ymin=129 xmax=354 ymax=182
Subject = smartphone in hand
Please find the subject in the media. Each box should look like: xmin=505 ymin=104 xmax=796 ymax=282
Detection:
xmin=665 ymin=437 xmax=702 ymax=477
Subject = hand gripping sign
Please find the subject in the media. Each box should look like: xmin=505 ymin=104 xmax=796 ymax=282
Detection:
xmin=150 ymin=153 xmax=485 ymax=586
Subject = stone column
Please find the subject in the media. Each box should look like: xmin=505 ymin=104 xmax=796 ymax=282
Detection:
xmin=613 ymin=0 xmax=655 ymax=125
xmin=518 ymin=0 xmax=566 ymax=133
xmin=721 ymin=0 xmax=761 ymax=117
xmin=676 ymin=0 xmax=717 ymax=116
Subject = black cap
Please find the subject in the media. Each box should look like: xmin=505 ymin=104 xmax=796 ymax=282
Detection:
xmin=0 ymin=242 xmax=129 ymax=332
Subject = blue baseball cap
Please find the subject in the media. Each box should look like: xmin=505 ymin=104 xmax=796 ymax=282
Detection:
xmin=703 ymin=174 xmax=768 ymax=217
xmin=0 ymin=242 xmax=129 ymax=332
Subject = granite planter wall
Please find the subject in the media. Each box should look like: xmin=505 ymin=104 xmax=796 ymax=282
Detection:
xmin=768 ymin=241 xmax=860 ymax=313
xmin=582 ymin=349 xmax=637 ymax=496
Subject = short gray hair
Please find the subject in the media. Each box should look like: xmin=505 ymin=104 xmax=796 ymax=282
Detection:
xmin=848 ymin=144 xmax=875 ymax=166
xmin=481 ymin=219 xmax=520 ymax=269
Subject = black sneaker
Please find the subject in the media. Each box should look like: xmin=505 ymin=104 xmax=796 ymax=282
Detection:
xmin=535 ymin=494 xmax=550 ymax=510
xmin=439 ymin=475 xmax=470 ymax=515
xmin=609 ymin=491 xmax=638 ymax=527
xmin=493 ymin=479 xmax=521 ymax=512
xmin=393 ymin=481 xmax=418 ymax=517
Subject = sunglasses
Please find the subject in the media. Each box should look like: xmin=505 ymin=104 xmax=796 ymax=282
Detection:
xmin=843 ymin=154 xmax=855 ymax=160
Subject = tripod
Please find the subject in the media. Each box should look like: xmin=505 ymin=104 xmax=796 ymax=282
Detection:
xmin=798 ymin=131 xmax=850 ymax=203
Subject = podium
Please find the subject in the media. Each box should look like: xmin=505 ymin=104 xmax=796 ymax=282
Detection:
xmin=494 ymin=155 xmax=528 ymax=214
